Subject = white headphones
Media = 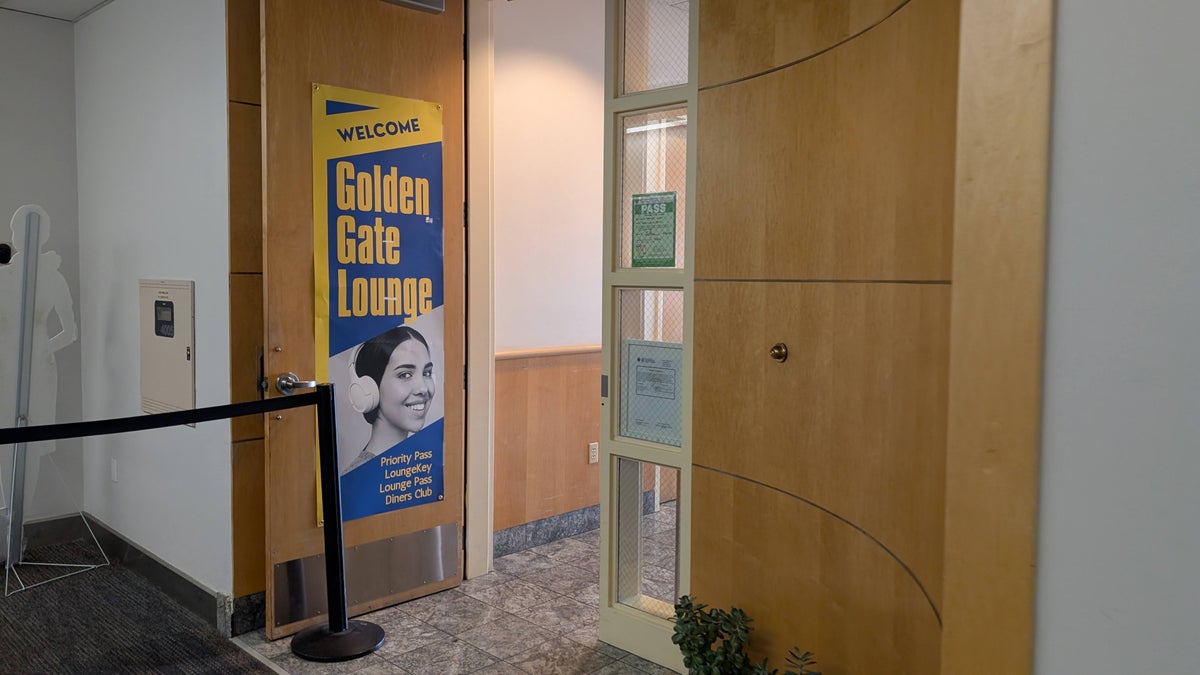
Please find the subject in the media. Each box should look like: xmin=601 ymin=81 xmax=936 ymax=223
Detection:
xmin=347 ymin=343 xmax=380 ymax=414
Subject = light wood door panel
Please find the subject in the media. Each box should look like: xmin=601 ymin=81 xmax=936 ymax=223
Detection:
xmin=226 ymin=0 xmax=261 ymax=105
xmin=692 ymin=467 xmax=941 ymax=675
xmin=693 ymin=280 xmax=948 ymax=607
xmin=699 ymin=0 xmax=901 ymax=88
xmin=695 ymin=0 xmax=958 ymax=282
xmin=262 ymin=0 xmax=464 ymax=637
xmin=228 ymin=102 xmax=263 ymax=276
xmin=229 ymin=273 xmax=263 ymax=442
xmin=232 ymin=438 xmax=266 ymax=596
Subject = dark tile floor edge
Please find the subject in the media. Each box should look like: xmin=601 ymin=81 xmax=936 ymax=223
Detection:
xmin=494 ymin=504 xmax=601 ymax=557
xmin=493 ymin=494 xmax=676 ymax=559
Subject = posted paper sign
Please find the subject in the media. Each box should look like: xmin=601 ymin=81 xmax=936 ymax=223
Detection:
xmin=621 ymin=339 xmax=683 ymax=447
xmin=312 ymin=83 xmax=445 ymax=522
xmin=631 ymin=192 xmax=676 ymax=268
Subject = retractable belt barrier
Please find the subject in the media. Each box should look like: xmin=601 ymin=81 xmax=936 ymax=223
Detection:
xmin=0 ymin=384 xmax=386 ymax=663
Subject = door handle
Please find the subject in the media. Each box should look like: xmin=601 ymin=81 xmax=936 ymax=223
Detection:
xmin=276 ymin=372 xmax=319 ymax=395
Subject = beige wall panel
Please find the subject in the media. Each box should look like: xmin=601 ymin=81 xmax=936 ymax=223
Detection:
xmin=232 ymin=439 xmax=266 ymax=596
xmin=699 ymin=0 xmax=901 ymax=87
xmin=693 ymin=280 xmax=948 ymax=607
xmin=692 ymin=467 xmax=940 ymax=674
xmin=229 ymin=102 xmax=263 ymax=275
xmin=493 ymin=351 xmax=601 ymax=531
xmin=229 ymin=273 xmax=264 ymax=441
xmin=941 ymin=0 xmax=1053 ymax=671
xmin=695 ymin=0 xmax=958 ymax=282
xmin=226 ymin=0 xmax=261 ymax=105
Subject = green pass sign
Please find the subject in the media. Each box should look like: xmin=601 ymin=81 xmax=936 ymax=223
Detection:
xmin=631 ymin=192 xmax=676 ymax=268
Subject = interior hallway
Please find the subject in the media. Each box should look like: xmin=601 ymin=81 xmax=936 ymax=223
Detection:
xmin=241 ymin=504 xmax=680 ymax=674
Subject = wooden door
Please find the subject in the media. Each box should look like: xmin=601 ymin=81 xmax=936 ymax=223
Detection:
xmin=691 ymin=0 xmax=958 ymax=671
xmin=261 ymin=0 xmax=465 ymax=638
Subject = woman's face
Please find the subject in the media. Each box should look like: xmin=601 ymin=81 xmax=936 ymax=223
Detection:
xmin=376 ymin=338 xmax=435 ymax=436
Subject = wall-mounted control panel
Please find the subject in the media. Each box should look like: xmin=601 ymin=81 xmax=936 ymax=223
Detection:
xmin=139 ymin=279 xmax=195 ymax=416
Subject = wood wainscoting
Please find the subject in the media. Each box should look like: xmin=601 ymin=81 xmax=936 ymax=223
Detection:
xmin=493 ymin=347 xmax=601 ymax=532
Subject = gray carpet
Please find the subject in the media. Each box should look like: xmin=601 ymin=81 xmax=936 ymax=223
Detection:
xmin=0 ymin=541 xmax=273 ymax=674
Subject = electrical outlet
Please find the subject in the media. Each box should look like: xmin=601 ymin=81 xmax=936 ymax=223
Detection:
xmin=588 ymin=442 xmax=599 ymax=464
xmin=110 ymin=458 xmax=118 ymax=483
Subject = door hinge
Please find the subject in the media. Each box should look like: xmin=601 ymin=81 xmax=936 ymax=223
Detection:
xmin=463 ymin=364 xmax=468 ymax=390
xmin=463 ymin=201 xmax=468 ymax=231
xmin=256 ymin=347 xmax=268 ymax=397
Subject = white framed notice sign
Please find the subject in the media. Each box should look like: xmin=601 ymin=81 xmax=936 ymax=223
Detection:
xmin=620 ymin=339 xmax=683 ymax=447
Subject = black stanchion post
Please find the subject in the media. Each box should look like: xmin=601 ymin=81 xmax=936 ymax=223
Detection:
xmin=290 ymin=384 xmax=385 ymax=662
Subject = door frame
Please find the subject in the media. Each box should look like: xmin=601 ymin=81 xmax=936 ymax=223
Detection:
xmin=463 ymin=0 xmax=1055 ymax=670
xmin=463 ymin=0 xmax=494 ymax=579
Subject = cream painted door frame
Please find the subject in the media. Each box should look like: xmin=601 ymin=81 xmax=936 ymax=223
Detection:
xmin=464 ymin=0 xmax=495 ymax=580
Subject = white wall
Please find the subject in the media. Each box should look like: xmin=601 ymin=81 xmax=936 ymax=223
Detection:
xmin=493 ymin=0 xmax=603 ymax=352
xmin=1036 ymin=1 xmax=1200 ymax=671
xmin=0 ymin=10 xmax=83 ymax=517
xmin=75 ymin=0 xmax=231 ymax=594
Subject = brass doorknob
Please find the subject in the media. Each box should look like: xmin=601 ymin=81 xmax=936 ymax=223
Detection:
xmin=769 ymin=343 xmax=788 ymax=363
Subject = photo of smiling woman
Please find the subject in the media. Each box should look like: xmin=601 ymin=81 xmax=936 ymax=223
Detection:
xmin=341 ymin=325 xmax=436 ymax=474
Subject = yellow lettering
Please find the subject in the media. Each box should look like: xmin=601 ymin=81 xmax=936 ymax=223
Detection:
xmin=357 ymin=225 xmax=374 ymax=264
xmin=403 ymin=278 xmax=418 ymax=323
xmin=352 ymin=277 xmax=368 ymax=317
xmin=336 ymin=269 xmax=350 ymax=317
xmin=337 ymin=216 xmax=356 ymax=264
xmin=387 ymin=277 xmax=401 ymax=315
xmin=382 ymin=167 xmax=398 ymax=213
xmin=419 ymin=277 xmax=433 ymax=315
xmin=415 ymin=178 xmax=429 ymax=216
xmin=336 ymin=162 xmax=354 ymax=210
xmin=355 ymin=172 xmax=372 ymax=212
xmin=399 ymin=176 xmax=414 ymax=215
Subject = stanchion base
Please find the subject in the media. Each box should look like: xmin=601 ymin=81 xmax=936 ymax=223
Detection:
xmin=291 ymin=620 xmax=385 ymax=662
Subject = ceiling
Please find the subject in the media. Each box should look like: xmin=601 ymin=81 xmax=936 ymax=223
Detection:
xmin=0 ymin=0 xmax=110 ymax=22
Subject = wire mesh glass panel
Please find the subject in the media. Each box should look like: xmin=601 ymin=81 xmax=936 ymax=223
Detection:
xmin=620 ymin=108 xmax=687 ymax=270
xmin=615 ymin=456 xmax=680 ymax=616
xmin=617 ymin=289 xmax=684 ymax=447
xmin=622 ymin=0 xmax=690 ymax=94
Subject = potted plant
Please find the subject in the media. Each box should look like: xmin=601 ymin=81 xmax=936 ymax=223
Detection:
xmin=672 ymin=595 xmax=821 ymax=675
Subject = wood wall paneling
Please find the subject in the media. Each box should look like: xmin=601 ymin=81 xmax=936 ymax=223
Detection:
xmin=692 ymin=0 xmax=964 ymax=672
xmin=232 ymin=439 xmax=266 ymax=596
xmin=940 ymin=0 xmax=1053 ymax=671
xmin=693 ymin=280 xmax=948 ymax=608
xmin=229 ymin=274 xmax=264 ymax=442
xmin=229 ymin=102 xmax=263 ymax=275
xmin=228 ymin=0 xmax=265 ymax=602
xmin=226 ymin=0 xmax=262 ymax=105
xmin=493 ymin=351 xmax=601 ymax=531
xmin=262 ymin=0 xmax=464 ymax=636
xmin=699 ymin=0 xmax=901 ymax=88
xmin=692 ymin=467 xmax=941 ymax=675
xmin=695 ymin=0 xmax=958 ymax=282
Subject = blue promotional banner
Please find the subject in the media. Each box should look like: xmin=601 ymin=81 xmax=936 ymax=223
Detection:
xmin=312 ymin=83 xmax=444 ymax=522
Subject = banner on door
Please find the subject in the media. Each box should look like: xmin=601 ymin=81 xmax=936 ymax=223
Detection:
xmin=312 ymin=83 xmax=444 ymax=522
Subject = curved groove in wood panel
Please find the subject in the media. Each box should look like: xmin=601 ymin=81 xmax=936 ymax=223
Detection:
xmin=697 ymin=462 xmax=942 ymax=625
xmin=701 ymin=0 xmax=913 ymax=91
xmin=695 ymin=0 xmax=958 ymax=281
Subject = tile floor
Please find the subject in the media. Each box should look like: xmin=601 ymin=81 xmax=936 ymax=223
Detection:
xmin=240 ymin=503 xmax=680 ymax=674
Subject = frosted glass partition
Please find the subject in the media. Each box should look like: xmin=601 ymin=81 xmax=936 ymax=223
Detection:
xmin=0 ymin=205 xmax=103 ymax=594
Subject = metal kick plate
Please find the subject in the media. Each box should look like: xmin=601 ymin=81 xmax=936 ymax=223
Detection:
xmin=382 ymin=0 xmax=445 ymax=13
xmin=272 ymin=523 xmax=458 ymax=627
